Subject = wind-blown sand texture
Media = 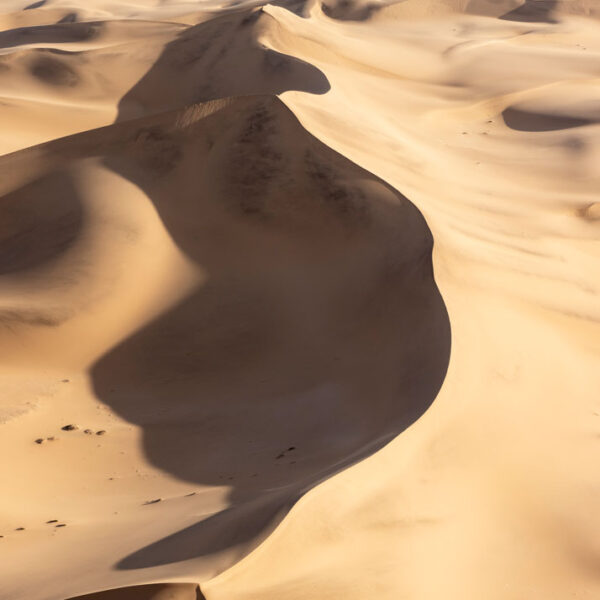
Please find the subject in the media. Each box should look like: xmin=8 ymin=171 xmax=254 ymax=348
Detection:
xmin=0 ymin=1 xmax=598 ymax=599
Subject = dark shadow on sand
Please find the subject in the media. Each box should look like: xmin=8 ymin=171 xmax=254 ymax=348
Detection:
xmin=502 ymin=107 xmax=597 ymax=132
xmin=0 ymin=22 xmax=102 ymax=50
xmin=0 ymin=0 xmax=451 ymax=576
xmin=24 ymin=0 xmax=47 ymax=9
xmin=114 ymin=8 xmax=330 ymax=122
xmin=499 ymin=0 xmax=559 ymax=23
xmin=90 ymin=92 xmax=451 ymax=569
xmin=65 ymin=583 xmax=204 ymax=600
xmin=270 ymin=0 xmax=382 ymax=21
xmin=0 ymin=170 xmax=82 ymax=276
xmin=39 ymin=4 xmax=450 ymax=572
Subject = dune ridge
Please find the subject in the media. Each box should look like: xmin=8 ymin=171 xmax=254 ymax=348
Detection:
xmin=0 ymin=1 xmax=599 ymax=599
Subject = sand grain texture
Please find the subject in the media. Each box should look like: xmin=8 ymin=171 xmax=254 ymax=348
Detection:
xmin=0 ymin=1 xmax=599 ymax=599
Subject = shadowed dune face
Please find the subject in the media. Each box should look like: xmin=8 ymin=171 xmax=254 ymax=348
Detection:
xmin=270 ymin=0 xmax=381 ymax=21
xmin=28 ymin=52 xmax=80 ymax=86
xmin=502 ymin=107 xmax=598 ymax=131
xmin=499 ymin=0 xmax=558 ymax=22
xmin=0 ymin=95 xmax=449 ymax=571
xmin=115 ymin=9 xmax=330 ymax=121
xmin=0 ymin=5 xmax=450 ymax=572
xmin=299 ymin=0 xmax=574 ymax=22
xmin=1 ymin=1 xmax=600 ymax=599
xmin=0 ymin=171 xmax=82 ymax=275
xmin=0 ymin=2 xmax=444 ymax=583
xmin=0 ymin=21 xmax=102 ymax=50
xmin=24 ymin=1 xmax=47 ymax=9
xmin=0 ymin=92 xmax=449 ymax=571
xmin=66 ymin=583 xmax=204 ymax=600
xmin=88 ymin=95 xmax=450 ymax=565
xmin=320 ymin=0 xmax=380 ymax=21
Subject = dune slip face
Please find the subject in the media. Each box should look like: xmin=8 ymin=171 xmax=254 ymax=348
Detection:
xmin=0 ymin=1 xmax=599 ymax=600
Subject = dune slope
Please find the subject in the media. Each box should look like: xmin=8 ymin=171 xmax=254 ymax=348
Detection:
xmin=0 ymin=1 xmax=599 ymax=599
xmin=0 ymin=94 xmax=448 ymax=597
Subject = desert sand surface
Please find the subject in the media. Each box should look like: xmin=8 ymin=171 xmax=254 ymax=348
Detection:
xmin=0 ymin=1 xmax=598 ymax=599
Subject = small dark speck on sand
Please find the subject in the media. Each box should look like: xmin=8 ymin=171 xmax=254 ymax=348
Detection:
xmin=83 ymin=429 xmax=93 ymax=434
xmin=35 ymin=438 xmax=44 ymax=444
xmin=55 ymin=524 xmax=66 ymax=528
xmin=47 ymin=437 xmax=55 ymax=441
xmin=61 ymin=379 xmax=69 ymax=383
xmin=287 ymin=446 xmax=296 ymax=451
xmin=15 ymin=527 xmax=25 ymax=531
xmin=46 ymin=520 xmax=58 ymax=524
xmin=144 ymin=498 xmax=162 ymax=505
xmin=185 ymin=492 xmax=196 ymax=497
xmin=96 ymin=430 xmax=107 ymax=436
xmin=61 ymin=424 xmax=77 ymax=431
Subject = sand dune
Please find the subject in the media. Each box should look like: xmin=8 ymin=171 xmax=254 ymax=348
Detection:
xmin=0 ymin=1 xmax=599 ymax=599
xmin=67 ymin=584 xmax=203 ymax=600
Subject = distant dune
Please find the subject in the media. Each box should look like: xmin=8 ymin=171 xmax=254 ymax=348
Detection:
xmin=0 ymin=1 xmax=598 ymax=599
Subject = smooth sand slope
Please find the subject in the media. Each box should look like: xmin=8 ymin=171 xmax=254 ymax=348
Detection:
xmin=0 ymin=1 xmax=599 ymax=599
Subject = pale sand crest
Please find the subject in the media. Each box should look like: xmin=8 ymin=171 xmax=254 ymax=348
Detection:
xmin=0 ymin=1 xmax=598 ymax=599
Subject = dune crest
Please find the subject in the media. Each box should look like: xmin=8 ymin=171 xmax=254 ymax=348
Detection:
xmin=0 ymin=1 xmax=599 ymax=599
